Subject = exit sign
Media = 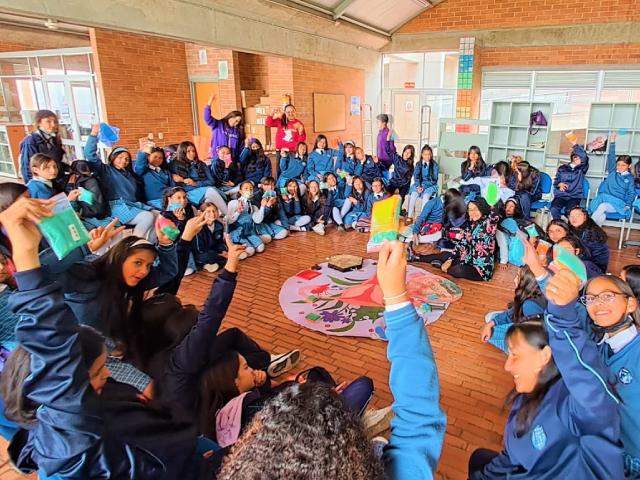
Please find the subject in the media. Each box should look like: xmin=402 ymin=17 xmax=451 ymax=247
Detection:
xmin=404 ymin=82 xmax=415 ymax=89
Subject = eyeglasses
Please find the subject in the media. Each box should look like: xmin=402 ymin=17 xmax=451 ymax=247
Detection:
xmin=580 ymin=292 xmax=628 ymax=305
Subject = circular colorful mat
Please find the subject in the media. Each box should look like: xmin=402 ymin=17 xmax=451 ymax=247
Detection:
xmin=279 ymin=259 xmax=462 ymax=340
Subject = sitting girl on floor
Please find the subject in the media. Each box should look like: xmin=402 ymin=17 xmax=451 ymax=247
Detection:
xmin=507 ymin=159 xmax=541 ymax=218
xmin=438 ymin=188 xmax=467 ymax=251
xmin=193 ymin=202 xmax=227 ymax=273
xmin=480 ymin=266 xmax=547 ymax=353
xmin=134 ymin=144 xmax=174 ymax=209
xmin=280 ymin=179 xmax=312 ymax=232
xmin=551 ymin=234 xmax=603 ymax=279
xmin=325 ymin=172 xmax=349 ymax=230
xmin=252 ymin=176 xmax=289 ymax=242
xmin=357 ymin=147 xmax=386 ymax=187
xmin=307 ymin=135 xmax=343 ymax=182
xmin=546 ymin=219 xmax=570 ymax=244
xmin=212 ymin=146 xmax=242 ymax=198
xmin=342 ymin=176 xmax=373 ymax=231
xmin=227 ymin=181 xmax=265 ymax=259
xmin=567 ymin=206 xmax=609 ymax=274
xmin=409 ymin=194 xmax=444 ymax=246
xmin=407 ymin=145 xmax=439 ymax=222
xmin=303 ymin=180 xmax=332 ymax=236
xmin=239 ymin=138 xmax=272 ymax=186
xmin=277 ymin=142 xmax=308 ymax=194
xmin=460 ymin=161 xmax=514 ymax=203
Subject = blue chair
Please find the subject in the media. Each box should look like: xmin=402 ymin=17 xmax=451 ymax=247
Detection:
xmin=530 ymin=172 xmax=553 ymax=214
xmin=558 ymin=178 xmax=591 ymax=217
xmin=592 ymin=183 xmax=633 ymax=249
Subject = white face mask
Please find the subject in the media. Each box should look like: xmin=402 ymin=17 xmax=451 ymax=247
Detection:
xmin=604 ymin=324 xmax=638 ymax=354
xmin=242 ymin=192 xmax=253 ymax=200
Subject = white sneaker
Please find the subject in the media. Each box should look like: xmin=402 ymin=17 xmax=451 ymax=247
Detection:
xmin=203 ymin=263 xmax=219 ymax=273
xmin=239 ymin=252 xmax=249 ymax=260
xmin=183 ymin=267 xmax=195 ymax=277
xmin=362 ymin=406 xmax=394 ymax=439
xmin=312 ymin=224 xmax=325 ymax=236
xmin=267 ymin=350 xmax=301 ymax=378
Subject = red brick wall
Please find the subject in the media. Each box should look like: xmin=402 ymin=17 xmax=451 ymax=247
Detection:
xmin=400 ymin=0 xmax=637 ymax=33
xmin=91 ymin=29 xmax=193 ymax=151
xmin=0 ymin=42 xmax=32 ymax=53
xmin=237 ymin=52 xmax=268 ymax=92
xmin=292 ymin=59 xmax=363 ymax=147
xmin=185 ymin=44 xmax=242 ymax=112
xmin=267 ymin=57 xmax=294 ymax=99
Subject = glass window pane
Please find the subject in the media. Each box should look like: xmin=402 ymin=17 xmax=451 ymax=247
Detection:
xmin=38 ymin=56 xmax=64 ymax=75
xmin=71 ymin=82 xmax=96 ymax=138
xmin=0 ymin=57 xmax=30 ymax=76
xmin=384 ymin=53 xmax=422 ymax=89
xmin=16 ymin=79 xmax=37 ymax=111
xmin=600 ymin=89 xmax=640 ymax=103
xmin=443 ymin=54 xmax=459 ymax=89
xmin=0 ymin=79 xmax=23 ymax=122
xmin=480 ymin=88 xmax=531 ymax=119
xmin=63 ymin=55 xmax=91 ymax=75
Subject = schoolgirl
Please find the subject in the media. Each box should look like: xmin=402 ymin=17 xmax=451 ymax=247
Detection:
xmin=409 ymin=194 xmax=444 ymax=245
xmin=84 ymin=124 xmax=156 ymax=240
xmin=384 ymin=130 xmax=414 ymax=207
xmin=278 ymin=141 xmax=308 ymax=193
xmin=211 ymin=146 xmax=242 ymax=198
xmin=589 ymin=131 xmax=634 ymax=226
xmin=239 ymin=137 xmax=272 ymax=186
xmin=204 ymin=94 xmax=242 ymax=160
xmin=460 ymin=161 xmax=514 ymax=203
xmin=342 ymin=176 xmax=372 ymax=231
xmin=552 ymin=234 xmax=603 ymax=279
xmin=252 ymin=176 xmax=289 ymax=241
xmin=193 ymin=202 xmax=227 ymax=273
xmin=621 ymin=265 xmax=640 ymax=299
xmin=546 ymin=219 xmax=570 ymax=244
xmin=307 ymin=135 xmax=344 ymax=183
xmin=550 ymin=143 xmax=589 ymax=220
xmin=357 ymin=147 xmax=386 ymax=186
xmin=480 ymin=266 xmax=547 ymax=353
xmin=407 ymin=144 xmax=439 ymax=222
xmin=280 ymin=179 xmax=312 ymax=232
xmin=495 ymin=197 xmax=527 ymax=270
xmin=568 ymin=206 xmax=609 ymax=274
xmin=171 ymin=141 xmax=228 ymax=214
xmin=437 ymin=188 xmax=467 ymax=251
xmin=508 ymin=160 xmax=541 ymax=218
xmin=19 ymin=109 xmax=66 ymax=186
xmin=226 ymin=180 xmax=265 ymax=259
xmin=338 ymin=140 xmax=361 ymax=178
xmin=133 ymin=145 xmax=173 ymax=209
xmin=303 ymin=180 xmax=332 ymax=236
xmin=460 ymin=146 xmax=486 ymax=181
xmin=324 ymin=172 xmax=349 ymax=230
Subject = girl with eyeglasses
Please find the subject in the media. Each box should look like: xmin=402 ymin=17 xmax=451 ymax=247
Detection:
xmin=581 ymin=275 xmax=640 ymax=477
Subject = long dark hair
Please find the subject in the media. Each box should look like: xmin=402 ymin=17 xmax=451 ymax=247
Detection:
xmin=175 ymin=141 xmax=208 ymax=179
xmin=468 ymin=197 xmax=491 ymax=220
xmin=244 ymin=139 xmax=268 ymax=175
xmin=162 ymin=186 xmax=187 ymax=210
xmin=285 ymin=178 xmax=302 ymax=199
xmin=511 ymin=266 xmax=545 ymax=323
xmin=585 ymin=275 xmax=640 ymax=328
xmin=88 ymin=237 xmax=157 ymax=349
xmin=463 ymin=146 xmax=485 ymax=173
xmin=0 ymin=326 xmax=104 ymax=424
xmin=503 ymin=197 xmax=524 ymax=220
xmin=419 ymin=144 xmax=437 ymax=183
xmin=304 ymin=180 xmax=327 ymax=212
xmin=568 ymin=207 xmax=608 ymax=243
xmin=0 ymin=182 xmax=28 ymax=252
xmin=401 ymin=145 xmax=415 ymax=165
xmin=514 ymin=161 xmax=534 ymax=192
xmin=199 ymin=350 xmax=241 ymax=439
xmin=351 ymin=176 xmax=368 ymax=201
xmin=622 ymin=265 xmax=640 ymax=300
xmin=222 ymin=110 xmax=243 ymax=129
xmin=505 ymin=322 xmax=560 ymax=437
xmin=546 ymin=219 xmax=570 ymax=242
xmin=444 ymin=188 xmax=466 ymax=220
xmin=547 ymin=233 xmax=591 ymax=265
xmin=493 ymin=160 xmax=511 ymax=180
xmin=280 ymin=104 xmax=295 ymax=128
xmin=313 ymin=134 xmax=328 ymax=151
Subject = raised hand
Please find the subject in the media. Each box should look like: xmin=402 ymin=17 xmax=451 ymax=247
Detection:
xmin=182 ymin=213 xmax=207 ymax=242
xmin=545 ymin=268 xmax=581 ymax=306
xmin=377 ymin=240 xmax=409 ymax=306
xmin=87 ymin=218 xmax=125 ymax=253
xmin=223 ymin=234 xmax=246 ymax=273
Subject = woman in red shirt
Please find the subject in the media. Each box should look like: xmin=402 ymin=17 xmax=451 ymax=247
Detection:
xmin=265 ymin=104 xmax=306 ymax=154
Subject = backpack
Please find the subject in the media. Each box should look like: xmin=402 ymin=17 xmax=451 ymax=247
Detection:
xmin=529 ymin=111 xmax=547 ymax=135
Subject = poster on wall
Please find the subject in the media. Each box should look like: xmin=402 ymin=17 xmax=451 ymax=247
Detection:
xmin=218 ymin=60 xmax=229 ymax=80
xmin=405 ymin=101 xmax=414 ymax=112
xmin=350 ymin=96 xmax=361 ymax=116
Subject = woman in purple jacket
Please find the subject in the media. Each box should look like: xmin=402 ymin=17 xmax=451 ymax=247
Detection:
xmin=204 ymin=94 xmax=243 ymax=160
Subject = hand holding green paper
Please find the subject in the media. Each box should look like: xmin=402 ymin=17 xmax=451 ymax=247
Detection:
xmin=485 ymin=181 xmax=499 ymax=206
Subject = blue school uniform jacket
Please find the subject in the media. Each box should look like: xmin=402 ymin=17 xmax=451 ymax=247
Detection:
xmin=461 ymin=159 xmax=487 ymax=181
xmin=339 ymin=156 xmax=362 ymax=177
xmin=84 ymin=135 xmax=139 ymax=202
xmin=345 ymin=185 xmax=373 ymax=216
xmin=491 ymin=298 xmax=547 ymax=326
xmin=412 ymin=196 xmax=445 ymax=234
xmin=26 ymin=178 xmax=56 ymax=199
xmin=412 ymin=161 xmax=439 ymax=194
xmin=170 ymin=158 xmax=215 ymax=191
xmin=307 ymin=145 xmax=343 ymax=182
xmin=361 ymin=155 xmax=385 ymax=183
xmin=385 ymin=141 xmax=413 ymax=187
xmin=553 ymin=144 xmax=589 ymax=199
xmin=326 ymin=184 xmax=347 ymax=208
xmin=600 ymin=333 xmax=640 ymax=474
xmin=133 ymin=151 xmax=174 ymax=202
xmin=238 ymin=148 xmax=272 ymax=185
xmin=9 ymin=268 xmax=211 ymax=480
xmin=600 ymin=142 xmax=635 ymax=205
xmin=19 ymin=130 xmax=66 ymax=184
xmin=278 ymin=153 xmax=307 ymax=186
xmin=211 ymin=159 xmax=242 ymax=188
xmin=281 ymin=198 xmax=305 ymax=222
xmin=382 ymin=303 xmax=445 ymax=479
xmin=575 ymin=228 xmax=609 ymax=274
xmin=193 ymin=221 xmax=226 ymax=266
xmin=474 ymin=301 xmax=623 ymax=479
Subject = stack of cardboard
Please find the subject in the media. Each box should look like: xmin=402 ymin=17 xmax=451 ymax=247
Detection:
xmin=240 ymin=90 xmax=264 ymax=109
xmin=242 ymin=93 xmax=291 ymax=151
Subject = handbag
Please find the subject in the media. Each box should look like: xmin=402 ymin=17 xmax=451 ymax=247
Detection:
xmin=529 ymin=111 xmax=548 ymax=135
xmin=587 ymin=136 xmax=607 ymax=154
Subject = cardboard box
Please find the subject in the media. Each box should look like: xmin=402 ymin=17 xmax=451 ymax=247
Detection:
xmin=244 ymin=124 xmax=271 ymax=146
xmin=243 ymin=106 xmax=269 ymax=125
xmin=240 ymin=90 xmax=264 ymax=108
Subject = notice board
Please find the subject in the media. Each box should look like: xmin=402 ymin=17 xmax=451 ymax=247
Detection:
xmin=314 ymin=93 xmax=346 ymax=132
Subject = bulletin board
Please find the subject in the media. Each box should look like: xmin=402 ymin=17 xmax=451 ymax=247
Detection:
xmin=314 ymin=93 xmax=346 ymax=132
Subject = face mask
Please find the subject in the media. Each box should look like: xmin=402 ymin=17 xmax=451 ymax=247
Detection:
xmin=242 ymin=191 xmax=253 ymax=200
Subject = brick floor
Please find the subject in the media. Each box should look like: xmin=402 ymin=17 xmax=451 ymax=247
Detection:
xmin=0 ymin=226 xmax=636 ymax=480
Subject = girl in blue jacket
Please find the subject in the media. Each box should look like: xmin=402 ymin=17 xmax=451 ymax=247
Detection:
xmin=481 ymin=266 xmax=547 ymax=353
xmin=581 ymin=274 xmax=640 ymax=477
xmin=226 ymin=180 xmax=265 ymax=259
xmin=550 ymin=143 xmax=589 ymax=220
xmin=470 ymin=252 xmax=623 ymax=479
xmin=384 ymin=131 xmax=414 ymax=208
xmin=216 ymin=241 xmax=446 ymax=479
xmin=281 ymin=179 xmax=312 ymax=232
xmin=238 ymin=138 xmax=272 ymax=186
xmin=170 ymin=141 xmax=228 ymax=214
xmin=342 ymin=176 xmax=372 ymax=231
xmin=84 ymin=125 xmax=156 ymax=241
xmin=0 ymin=199 xmax=216 ymax=480
xmin=356 ymin=147 xmax=386 ymax=187
xmin=407 ymin=145 xmax=439 ymax=222
xmin=508 ymin=160 xmax=542 ymax=218
xmin=192 ymin=202 xmax=227 ymax=272
xmin=460 ymin=146 xmax=486 ymax=181
xmin=133 ymin=145 xmax=174 ymax=209
xmin=277 ymin=142 xmax=308 ymax=194
xmin=410 ymin=194 xmax=445 ymax=245
xmin=590 ymin=131 xmax=635 ymax=226
xmin=307 ymin=135 xmax=343 ymax=183
xmin=338 ymin=140 xmax=361 ymax=178
xmin=252 ymin=176 xmax=289 ymax=241
xmin=568 ymin=206 xmax=609 ymax=273
xmin=211 ymin=146 xmax=242 ymax=198
xmin=322 ymin=172 xmax=349 ymax=230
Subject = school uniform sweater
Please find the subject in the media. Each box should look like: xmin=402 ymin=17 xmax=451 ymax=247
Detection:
xmin=26 ymin=177 xmax=56 ymax=199
xmin=361 ymin=155 xmax=386 ymax=183
xmin=238 ymin=147 xmax=272 ymax=185
xmin=460 ymin=159 xmax=487 ymax=181
xmin=133 ymin=151 xmax=174 ymax=202
xmin=193 ymin=222 xmax=226 ymax=267
xmin=412 ymin=197 xmax=445 ymax=234
xmin=553 ymin=144 xmax=589 ymax=199
xmin=84 ymin=135 xmax=140 ymax=202
xmin=600 ymin=331 xmax=640 ymax=473
xmin=19 ymin=129 xmax=66 ymax=184
xmin=385 ymin=140 xmax=414 ymax=187
xmin=281 ymin=198 xmax=305 ymax=221
xmin=600 ymin=142 xmax=635 ymax=205
xmin=491 ymin=297 xmax=547 ymax=326
xmin=9 ymin=268 xmax=212 ymax=480
xmin=307 ymin=145 xmax=344 ymax=182
xmin=170 ymin=159 xmax=215 ymax=191
xmin=278 ymin=153 xmax=307 ymax=185
xmin=65 ymin=171 xmax=110 ymax=219
xmin=382 ymin=303 xmax=445 ymax=479
xmin=326 ymin=184 xmax=347 ymax=207
xmin=211 ymin=158 xmax=242 ymax=188
xmin=344 ymin=186 xmax=373 ymax=216
xmin=474 ymin=301 xmax=623 ymax=479
xmin=339 ymin=156 xmax=361 ymax=177
xmin=412 ymin=161 xmax=439 ymax=193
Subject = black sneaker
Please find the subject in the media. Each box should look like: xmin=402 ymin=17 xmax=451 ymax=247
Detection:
xmin=406 ymin=242 xmax=419 ymax=262
xmin=430 ymin=259 xmax=443 ymax=268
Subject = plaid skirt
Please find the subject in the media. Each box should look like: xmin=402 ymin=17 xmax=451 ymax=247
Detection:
xmin=109 ymin=199 xmax=153 ymax=224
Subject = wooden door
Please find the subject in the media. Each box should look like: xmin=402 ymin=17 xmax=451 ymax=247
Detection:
xmin=193 ymin=82 xmax=220 ymax=135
